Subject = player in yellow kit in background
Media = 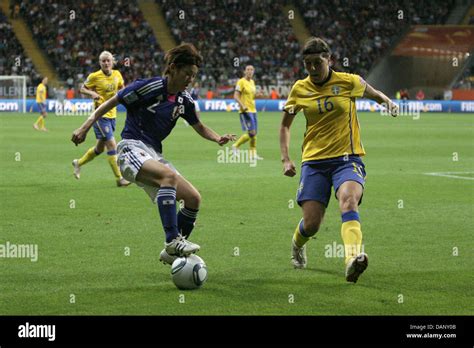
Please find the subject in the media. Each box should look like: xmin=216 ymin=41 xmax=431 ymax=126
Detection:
xmin=232 ymin=65 xmax=263 ymax=160
xmin=33 ymin=77 xmax=48 ymax=131
xmin=280 ymin=37 xmax=399 ymax=283
xmin=72 ymin=51 xmax=130 ymax=187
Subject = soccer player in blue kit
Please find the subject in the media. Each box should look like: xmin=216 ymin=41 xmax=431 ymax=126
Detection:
xmin=72 ymin=44 xmax=236 ymax=264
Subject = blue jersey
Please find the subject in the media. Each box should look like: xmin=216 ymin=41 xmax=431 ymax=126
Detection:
xmin=117 ymin=77 xmax=200 ymax=153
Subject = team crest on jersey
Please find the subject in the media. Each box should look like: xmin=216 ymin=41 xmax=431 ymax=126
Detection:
xmin=332 ymin=86 xmax=341 ymax=95
xmin=104 ymin=126 xmax=110 ymax=133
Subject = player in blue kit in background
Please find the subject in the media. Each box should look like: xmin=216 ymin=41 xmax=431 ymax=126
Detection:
xmin=72 ymin=43 xmax=236 ymax=264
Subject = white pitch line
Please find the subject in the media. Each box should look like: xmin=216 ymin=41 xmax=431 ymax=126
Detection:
xmin=424 ymin=172 xmax=474 ymax=181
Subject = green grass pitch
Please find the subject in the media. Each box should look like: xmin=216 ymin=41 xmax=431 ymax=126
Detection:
xmin=0 ymin=111 xmax=472 ymax=315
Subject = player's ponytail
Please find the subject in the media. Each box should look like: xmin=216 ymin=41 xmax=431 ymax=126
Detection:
xmin=163 ymin=43 xmax=203 ymax=75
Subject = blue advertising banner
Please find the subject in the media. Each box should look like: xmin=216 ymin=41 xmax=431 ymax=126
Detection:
xmin=1 ymin=99 xmax=473 ymax=113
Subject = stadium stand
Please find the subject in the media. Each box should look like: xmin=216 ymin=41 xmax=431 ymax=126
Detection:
xmin=159 ymin=0 xmax=301 ymax=89
xmin=14 ymin=0 xmax=163 ymax=87
xmin=295 ymin=0 xmax=455 ymax=77
xmin=4 ymin=0 xmax=464 ymax=98
xmin=0 ymin=9 xmax=40 ymax=84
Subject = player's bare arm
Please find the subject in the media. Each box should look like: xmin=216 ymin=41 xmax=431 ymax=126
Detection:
xmin=71 ymin=95 xmax=119 ymax=145
xmin=233 ymin=90 xmax=247 ymax=112
xmin=191 ymin=121 xmax=236 ymax=145
xmin=80 ymin=84 xmax=101 ymax=100
xmin=279 ymin=111 xmax=296 ymax=177
xmin=363 ymin=82 xmax=399 ymax=117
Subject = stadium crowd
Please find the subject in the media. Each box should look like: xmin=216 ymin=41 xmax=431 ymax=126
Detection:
xmin=160 ymin=0 xmax=301 ymax=88
xmin=0 ymin=9 xmax=40 ymax=84
xmin=13 ymin=0 xmax=163 ymax=87
xmin=1 ymin=0 xmax=466 ymax=99
xmin=296 ymin=0 xmax=455 ymax=77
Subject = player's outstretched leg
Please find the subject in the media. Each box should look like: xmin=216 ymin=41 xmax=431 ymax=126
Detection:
xmin=249 ymin=132 xmax=263 ymax=161
xmin=291 ymin=201 xmax=325 ymax=269
xmin=160 ymin=176 xmax=201 ymax=265
xmin=136 ymin=160 xmax=200 ymax=261
xmin=72 ymin=146 xmax=101 ymax=179
xmin=338 ymin=181 xmax=367 ymax=283
xmin=291 ymin=219 xmax=308 ymax=269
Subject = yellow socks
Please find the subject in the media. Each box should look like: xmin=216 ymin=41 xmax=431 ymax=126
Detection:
xmin=341 ymin=211 xmax=363 ymax=264
xmin=78 ymin=147 xmax=99 ymax=166
xmin=234 ymin=133 xmax=250 ymax=148
xmin=34 ymin=116 xmax=44 ymax=128
xmin=293 ymin=219 xmax=310 ymax=248
xmin=107 ymin=151 xmax=121 ymax=179
xmin=250 ymin=135 xmax=257 ymax=156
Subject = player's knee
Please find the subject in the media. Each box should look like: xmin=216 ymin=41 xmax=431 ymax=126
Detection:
xmin=104 ymin=140 xmax=116 ymax=151
xmin=160 ymin=171 xmax=178 ymax=187
xmin=304 ymin=219 xmax=321 ymax=236
xmin=339 ymin=194 xmax=359 ymax=211
xmin=187 ymin=190 xmax=201 ymax=209
xmin=248 ymin=131 xmax=256 ymax=137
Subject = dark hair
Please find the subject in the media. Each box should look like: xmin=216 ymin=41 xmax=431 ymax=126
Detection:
xmin=163 ymin=43 xmax=203 ymax=75
xmin=302 ymin=37 xmax=331 ymax=56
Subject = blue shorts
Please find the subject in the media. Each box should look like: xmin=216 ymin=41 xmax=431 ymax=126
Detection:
xmin=239 ymin=112 xmax=258 ymax=132
xmin=93 ymin=117 xmax=116 ymax=140
xmin=37 ymin=103 xmax=46 ymax=113
xmin=296 ymin=155 xmax=366 ymax=207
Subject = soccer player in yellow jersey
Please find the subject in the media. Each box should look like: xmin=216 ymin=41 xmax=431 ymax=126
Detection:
xmin=72 ymin=51 xmax=130 ymax=187
xmin=232 ymin=65 xmax=263 ymax=160
xmin=280 ymin=37 xmax=399 ymax=283
xmin=33 ymin=77 xmax=48 ymax=131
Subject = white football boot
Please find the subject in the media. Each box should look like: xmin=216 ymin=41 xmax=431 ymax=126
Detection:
xmin=72 ymin=159 xmax=81 ymax=179
xmin=159 ymin=249 xmax=178 ymax=265
xmin=291 ymin=239 xmax=307 ymax=269
xmin=345 ymin=252 xmax=368 ymax=283
xmin=165 ymin=234 xmax=200 ymax=257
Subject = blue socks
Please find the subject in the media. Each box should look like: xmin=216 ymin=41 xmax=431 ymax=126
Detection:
xmin=156 ymin=187 xmax=179 ymax=243
xmin=178 ymin=206 xmax=199 ymax=238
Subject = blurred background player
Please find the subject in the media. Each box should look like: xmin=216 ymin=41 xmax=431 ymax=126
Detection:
xmin=71 ymin=43 xmax=236 ymax=265
xmin=232 ymin=65 xmax=263 ymax=160
xmin=280 ymin=37 xmax=398 ymax=283
xmin=72 ymin=51 xmax=130 ymax=187
xmin=33 ymin=77 xmax=48 ymax=131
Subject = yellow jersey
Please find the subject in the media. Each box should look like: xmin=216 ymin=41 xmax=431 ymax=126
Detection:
xmin=284 ymin=70 xmax=367 ymax=162
xmin=235 ymin=77 xmax=256 ymax=113
xmin=84 ymin=69 xmax=124 ymax=118
xmin=36 ymin=83 xmax=46 ymax=103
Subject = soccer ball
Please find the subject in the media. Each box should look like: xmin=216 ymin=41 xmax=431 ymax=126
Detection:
xmin=171 ymin=254 xmax=208 ymax=290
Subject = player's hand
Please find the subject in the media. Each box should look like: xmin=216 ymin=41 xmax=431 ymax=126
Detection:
xmin=388 ymin=103 xmax=399 ymax=117
xmin=282 ymin=159 xmax=296 ymax=177
xmin=217 ymin=134 xmax=237 ymax=146
xmin=71 ymin=128 xmax=88 ymax=146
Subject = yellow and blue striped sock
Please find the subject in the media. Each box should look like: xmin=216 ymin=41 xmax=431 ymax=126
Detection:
xmin=293 ymin=219 xmax=310 ymax=248
xmin=341 ymin=211 xmax=363 ymax=264
xmin=106 ymin=150 xmax=121 ymax=179
xmin=78 ymin=147 xmax=100 ymax=166
xmin=234 ymin=133 xmax=250 ymax=148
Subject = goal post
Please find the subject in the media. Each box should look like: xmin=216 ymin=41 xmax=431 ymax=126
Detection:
xmin=0 ymin=75 xmax=27 ymax=113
